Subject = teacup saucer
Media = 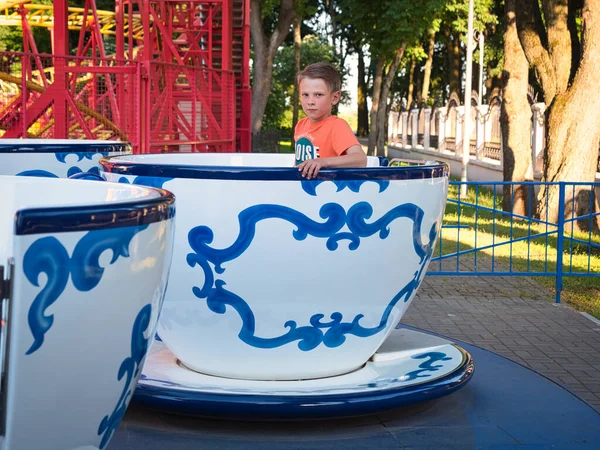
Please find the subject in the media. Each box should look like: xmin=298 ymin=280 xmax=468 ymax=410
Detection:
xmin=133 ymin=327 xmax=474 ymax=419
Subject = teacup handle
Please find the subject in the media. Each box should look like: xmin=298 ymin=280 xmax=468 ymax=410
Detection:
xmin=377 ymin=156 xmax=389 ymax=167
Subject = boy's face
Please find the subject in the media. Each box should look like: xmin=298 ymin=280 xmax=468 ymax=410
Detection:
xmin=299 ymin=77 xmax=341 ymax=123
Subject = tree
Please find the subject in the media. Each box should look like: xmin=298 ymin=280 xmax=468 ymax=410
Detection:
xmin=374 ymin=46 xmax=406 ymax=155
xmin=441 ymin=0 xmax=498 ymax=99
xmin=421 ymin=24 xmax=440 ymax=103
xmin=516 ymin=0 xmax=600 ymax=226
xmin=250 ymin=0 xmax=296 ymax=133
xmin=0 ymin=0 xmax=54 ymax=55
xmin=315 ymin=0 xmax=367 ymax=135
xmin=406 ymin=54 xmax=418 ymax=110
xmin=341 ymin=0 xmax=447 ymax=156
xmin=291 ymin=17 xmax=302 ymax=136
xmin=444 ymin=26 xmax=462 ymax=97
xmin=501 ymin=0 xmax=533 ymax=215
xmin=262 ymin=35 xmax=339 ymax=131
xmin=401 ymin=44 xmax=429 ymax=110
xmin=356 ymin=44 xmax=369 ymax=136
xmin=320 ymin=0 xmax=351 ymax=67
xmin=289 ymin=1 xmax=319 ymax=135
xmin=0 ymin=27 xmax=25 ymax=52
xmin=482 ymin=1 xmax=505 ymax=100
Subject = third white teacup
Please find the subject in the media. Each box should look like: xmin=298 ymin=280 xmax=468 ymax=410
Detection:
xmin=0 ymin=139 xmax=131 ymax=178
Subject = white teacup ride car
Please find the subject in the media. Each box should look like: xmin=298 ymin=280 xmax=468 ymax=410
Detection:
xmin=99 ymin=153 xmax=474 ymax=419
xmin=0 ymin=175 xmax=175 ymax=449
xmin=0 ymin=139 xmax=131 ymax=178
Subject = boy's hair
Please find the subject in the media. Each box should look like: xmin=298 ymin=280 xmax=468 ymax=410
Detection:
xmin=297 ymin=62 xmax=341 ymax=93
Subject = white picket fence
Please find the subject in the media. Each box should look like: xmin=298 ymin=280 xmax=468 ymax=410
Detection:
xmin=388 ymin=95 xmax=555 ymax=171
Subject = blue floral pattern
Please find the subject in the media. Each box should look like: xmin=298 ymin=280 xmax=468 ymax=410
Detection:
xmin=404 ymin=351 xmax=453 ymax=381
xmin=16 ymin=152 xmax=110 ymax=178
xmin=54 ymin=151 xmax=110 ymax=163
xmin=301 ymin=179 xmax=390 ymax=196
xmin=66 ymin=165 xmax=101 ymax=178
xmin=23 ymin=225 xmax=148 ymax=355
xmin=15 ymin=169 xmax=58 ymax=178
xmin=186 ymin=201 xmax=438 ymax=350
xmin=98 ymin=304 xmax=152 ymax=449
xmin=117 ymin=175 xmax=173 ymax=189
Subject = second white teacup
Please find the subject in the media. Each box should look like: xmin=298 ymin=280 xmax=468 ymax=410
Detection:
xmin=101 ymin=153 xmax=448 ymax=381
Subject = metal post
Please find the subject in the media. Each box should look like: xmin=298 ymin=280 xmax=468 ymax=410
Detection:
xmin=531 ymin=103 xmax=546 ymax=174
xmin=52 ymin=0 xmax=69 ymax=138
xmin=411 ymin=108 xmax=418 ymax=148
xmin=476 ymin=31 xmax=484 ymax=105
xmin=21 ymin=55 xmax=27 ymax=138
xmin=424 ymin=108 xmax=431 ymax=151
xmin=475 ymin=105 xmax=487 ymax=159
xmin=461 ymin=0 xmax=475 ymax=197
xmin=401 ymin=111 xmax=409 ymax=147
xmin=437 ymin=106 xmax=447 ymax=151
xmin=555 ymin=182 xmax=565 ymax=303
xmin=240 ymin=0 xmax=252 ymax=152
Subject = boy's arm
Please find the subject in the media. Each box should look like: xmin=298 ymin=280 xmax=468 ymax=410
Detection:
xmin=297 ymin=145 xmax=367 ymax=179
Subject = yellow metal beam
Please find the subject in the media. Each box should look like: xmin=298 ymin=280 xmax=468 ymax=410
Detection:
xmin=0 ymin=2 xmax=145 ymax=38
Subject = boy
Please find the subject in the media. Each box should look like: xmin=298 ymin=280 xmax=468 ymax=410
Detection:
xmin=294 ymin=62 xmax=367 ymax=179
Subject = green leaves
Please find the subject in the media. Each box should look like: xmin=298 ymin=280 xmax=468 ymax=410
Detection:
xmin=275 ymin=35 xmax=341 ymax=89
xmin=444 ymin=0 xmax=498 ymax=34
xmin=262 ymin=35 xmax=340 ymax=131
xmin=339 ymin=0 xmax=446 ymax=59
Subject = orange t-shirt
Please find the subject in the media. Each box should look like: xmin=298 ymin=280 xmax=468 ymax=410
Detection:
xmin=294 ymin=116 xmax=360 ymax=165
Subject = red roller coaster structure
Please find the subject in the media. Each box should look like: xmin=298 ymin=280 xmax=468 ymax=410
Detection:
xmin=0 ymin=0 xmax=251 ymax=153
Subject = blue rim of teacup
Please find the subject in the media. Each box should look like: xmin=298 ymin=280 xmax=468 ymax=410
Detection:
xmin=14 ymin=186 xmax=175 ymax=235
xmin=0 ymin=139 xmax=131 ymax=154
xmin=99 ymin=155 xmax=449 ymax=181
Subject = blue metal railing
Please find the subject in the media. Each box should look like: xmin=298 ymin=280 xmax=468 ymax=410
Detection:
xmin=429 ymin=181 xmax=600 ymax=303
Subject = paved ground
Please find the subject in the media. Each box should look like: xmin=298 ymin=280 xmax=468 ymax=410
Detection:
xmin=403 ymin=273 xmax=600 ymax=410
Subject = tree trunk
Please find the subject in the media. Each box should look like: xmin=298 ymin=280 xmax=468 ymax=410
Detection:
xmin=421 ymin=28 xmax=436 ymax=103
xmin=517 ymin=0 xmax=600 ymax=228
xmin=406 ymin=56 xmax=416 ymax=110
xmin=376 ymin=45 xmax=406 ymax=156
xmin=326 ymin=0 xmax=337 ymax=56
xmin=357 ymin=46 xmax=369 ymax=137
xmin=250 ymin=0 xmax=295 ymax=133
xmin=291 ymin=17 xmax=301 ymax=141
xmin=251 ymin=57 xmax=274 ymax=133
xmin=447 ymin=31 xmax=462 ymax=97
xmin=568 ymin=1 xmax=581 ymax=82
xmin=368 ymin=59 xmax=384 ymax=156
xmin=501 ymin=0 xmax=534 ymax=216
xmin=539 ymin=87 xmax=600 ymax=229
xmin=486 ymin=70 xmax=503 ymax=100
xmin=415 ymin=67 xmax=423 ymax=105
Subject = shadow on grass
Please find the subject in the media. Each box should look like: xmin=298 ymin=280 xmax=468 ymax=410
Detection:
xmin=442 ymin=197 xmax=600 ymax=259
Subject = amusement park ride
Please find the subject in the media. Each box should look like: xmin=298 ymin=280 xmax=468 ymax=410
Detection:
xmin=0 ymin=0 xmax=251 ymax=153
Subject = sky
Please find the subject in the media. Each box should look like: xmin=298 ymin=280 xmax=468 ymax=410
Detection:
xmin=339 ymin=53 xmax=359 ymax=114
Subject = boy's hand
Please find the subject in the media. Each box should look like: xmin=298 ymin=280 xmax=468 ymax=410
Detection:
xmin=298 ymin=158 xmax=328 ymax=179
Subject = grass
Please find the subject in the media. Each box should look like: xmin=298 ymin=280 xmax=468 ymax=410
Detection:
xmin=435 ymin=183 xmax=600 ymax=318
xmin=279 ymin=139 xmax=293 ymax=154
